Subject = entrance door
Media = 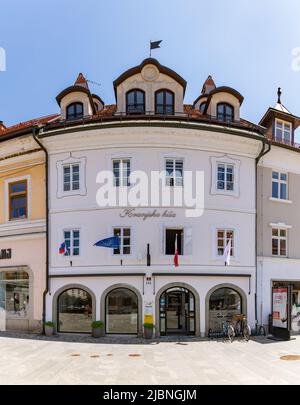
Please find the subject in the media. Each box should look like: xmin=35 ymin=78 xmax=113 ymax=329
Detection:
xmin=166 ymin=290 xmax=186 ymax=333
xmin=159 ymin=287 xmax=195 ymax=335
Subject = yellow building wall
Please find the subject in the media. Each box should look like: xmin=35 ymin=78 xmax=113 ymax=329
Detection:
xmin=0 ymin=157 xmax=46 ymax=224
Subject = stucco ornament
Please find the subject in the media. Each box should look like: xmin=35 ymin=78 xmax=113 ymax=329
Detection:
xmin=141 ymin=65 xmax=159 ymax=81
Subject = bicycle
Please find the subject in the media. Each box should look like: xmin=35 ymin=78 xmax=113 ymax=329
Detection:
xmin=222 ymin=319 xmax=235 ymax=343
xmin=225 ymin=314 xmax=251 ymax=342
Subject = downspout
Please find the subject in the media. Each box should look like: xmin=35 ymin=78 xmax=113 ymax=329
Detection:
xmin=255 ymin=136 xmax=271 ymax=327
xmin=32 ymin=126 xmax=49 ymax=333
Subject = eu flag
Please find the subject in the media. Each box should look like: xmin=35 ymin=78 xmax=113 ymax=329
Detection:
xmin=94 ymin=236 xmax=120 ymax=249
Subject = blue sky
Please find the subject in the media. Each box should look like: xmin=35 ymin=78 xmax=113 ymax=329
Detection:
xmin=0 ymin=0 xmax=300 ymax=136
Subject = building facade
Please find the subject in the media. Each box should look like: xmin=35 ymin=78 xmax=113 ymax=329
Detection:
xmin=38 ymin=59 xmax=265 ymax=337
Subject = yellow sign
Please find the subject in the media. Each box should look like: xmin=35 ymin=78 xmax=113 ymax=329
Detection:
xmin=144 ymin=314 xmax=153 ymax=324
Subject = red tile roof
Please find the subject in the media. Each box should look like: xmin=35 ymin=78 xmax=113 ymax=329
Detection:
xmin=1 ymin=114 xmax=59 ymax=136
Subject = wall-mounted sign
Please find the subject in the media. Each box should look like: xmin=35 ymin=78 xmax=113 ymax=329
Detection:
xmin=120 ymin=208 xmax=176 ymax=221
xmin=272 ymin=287 xmax=288 ymax=329
xmin=0 ymin=249 xmax=11 ymax=260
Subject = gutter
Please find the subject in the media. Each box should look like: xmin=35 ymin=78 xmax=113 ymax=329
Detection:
xmin=254 ymin=136 xmax=271 ymax=326
xmin=32 ymin=126 xmax=49 ymax=333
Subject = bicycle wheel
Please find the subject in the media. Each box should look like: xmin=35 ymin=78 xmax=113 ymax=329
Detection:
xmin=228 ymin=325 xmax=235 ymax=343
xmin=243 ymin=324 xmax=251 ymax=341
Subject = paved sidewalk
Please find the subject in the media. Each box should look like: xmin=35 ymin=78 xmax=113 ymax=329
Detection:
xmin=1 ymin=333 xmax=300 ymax=384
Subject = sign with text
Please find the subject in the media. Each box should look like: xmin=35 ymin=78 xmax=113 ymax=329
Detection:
xmin=272 ymin=287 xmax=288 ymax=329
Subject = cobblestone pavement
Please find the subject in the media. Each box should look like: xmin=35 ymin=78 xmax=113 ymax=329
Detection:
xmin=1 ymin=332 xmax=300 ymax=384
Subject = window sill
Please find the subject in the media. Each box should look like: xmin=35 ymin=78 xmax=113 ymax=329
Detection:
xmin=269 ymin=197 xmax=292 ymax=204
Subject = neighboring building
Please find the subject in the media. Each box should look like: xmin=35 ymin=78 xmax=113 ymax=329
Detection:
xmin=38 ymin=59 xmax=265 ymax=337
xmin=257 ymin=89 xmax=300 ymax=333
xmin=0 ymin=117 xmax=55 ymax=331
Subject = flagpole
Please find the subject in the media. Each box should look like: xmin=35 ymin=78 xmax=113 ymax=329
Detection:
xmin=149 ymin=40 xmax=151 ymax=58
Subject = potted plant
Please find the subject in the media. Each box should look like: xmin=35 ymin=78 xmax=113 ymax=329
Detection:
xmin=44 ymin=321 xmax=54 ymax=336
xmin=91 ymin=320 xmax=105 ymax=338
xmin=143 ymin=323 xmax=155 ymax=339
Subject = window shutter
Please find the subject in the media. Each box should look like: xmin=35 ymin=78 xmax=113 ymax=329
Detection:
xmin=161 ymin=226 xmax=166 ymax=254
xmin=184 ymin=227 xmax=192 ymax=255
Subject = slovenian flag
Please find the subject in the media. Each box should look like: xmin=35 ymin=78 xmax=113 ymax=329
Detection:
xmin=174 ymin=234 xmax=179 ymax=267
xmin=59 ymin=242 xmax=67 ymax=255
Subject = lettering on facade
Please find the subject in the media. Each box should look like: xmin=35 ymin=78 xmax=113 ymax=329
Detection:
xmin=0 ymin=249 xmax=11 ymax=260
xmin=120 ymin=208 xmax=176 ymax=220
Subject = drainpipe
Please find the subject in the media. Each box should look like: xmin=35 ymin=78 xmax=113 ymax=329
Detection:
xmin=255 ymin=136 xmax=271 ymax=327
xmin=32 ymin=126 xmax=49 ymax=333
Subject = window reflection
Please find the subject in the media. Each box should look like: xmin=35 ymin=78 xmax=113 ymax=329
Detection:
xmin=106 ymin=288 xmax=138 ymax=334
xmin=209 ymin=287 xmax=241 ymax=333
xmin=0 ymin=271 xmax=29 ymax=318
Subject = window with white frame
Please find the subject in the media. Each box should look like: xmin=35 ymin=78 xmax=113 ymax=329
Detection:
xmin=165 ymin=159 xmax=183 ymax=186
xmin=113 ymin=227 xmax=131 ymax=255
xmin=217 ymin=229 xmax=234 ymax=257
xmin=113 ymin=159 xmax=131 ymax=187
xmin=275 ymin=119 xmax=292 ymax=144
xmin=63 ymin=164 xmax=80 ymax=192
xmin=272 ymin=171 xmax=287 ymax=200
xmin=64 ymin=229 xmax=80 ymax=256
xmin=217 ymin=163 xmax=234 ymax=191
xmin=272 ymin=228 xmax=287 ymax=256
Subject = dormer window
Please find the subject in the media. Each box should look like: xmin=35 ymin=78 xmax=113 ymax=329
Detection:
xmin=199 ymin=102 xmax=206 ymax=113
xmin=155 ymin=90 xmax=174 ymax=115
xmin=217 ymin=103 xmax=234 ymax=122
xmin=275 ymin=119 xmax=292 ymax=144
xmin=126 ymin=89 xmax=145 ymax=114
xmin=66 ymin=102 xmax=84 ymax=120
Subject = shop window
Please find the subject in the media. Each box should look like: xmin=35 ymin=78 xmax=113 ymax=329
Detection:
xmin=9 ymin=180 xmax=27 ymax=221
xmin=113 ymin=227 xmax=131 ymax=255
xmin=272 ymin=228 xmax=287 ymax=256
xmin=272 ymin=171 xmax=287 ymax=200
xmin=0 ymin=271 xmax=29 ymax=318
xmin=165 ymin=229 xmax=183 ymax=255
xmin=209 ymin=287 xmax=242 ymax=333
xmin=58 ymin=288 xmax=92 ymax=333
xmin=106 ymin=288 xmax=138 ymax=334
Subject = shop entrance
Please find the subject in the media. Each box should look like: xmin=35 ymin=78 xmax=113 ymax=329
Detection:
xmin=159 ymin=287 xmax=195 ymax=335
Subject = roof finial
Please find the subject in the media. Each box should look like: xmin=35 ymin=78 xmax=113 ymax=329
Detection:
xmin=277 ymin=87 xmax=282 ymax=104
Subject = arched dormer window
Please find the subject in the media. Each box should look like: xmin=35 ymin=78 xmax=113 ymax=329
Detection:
xmin=126 ymin=89 xmax=145 ymax=114
xmin=155 ymin=89 xmax=174 ymax=115
xmin=199 ymin=102 xmax=206 ymax=113
xmin=66 ymin=102 xmax=84 ymax=120
xmin=217 ymin=103 xmax=234 ymax=122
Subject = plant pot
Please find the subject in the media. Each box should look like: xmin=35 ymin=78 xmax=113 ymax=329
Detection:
xmin=92 ymin=327 xmax=105 ymax=338
xmin=44 ymin=325 xmax=54 ymax=336
xmin=144 ymin=327 xmax=153 ymax=339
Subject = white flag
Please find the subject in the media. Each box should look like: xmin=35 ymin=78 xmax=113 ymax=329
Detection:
xmin=223 ymin=238 xmax=232 ymax=266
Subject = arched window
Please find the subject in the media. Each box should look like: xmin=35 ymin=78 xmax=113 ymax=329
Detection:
xmin=155 ymin=90 xmax=174 ymax=115
xmin=57 ymin=288 xmax=92 ymax=333
xmin=106 ymin=288 xmax=138 ymax=334
xmin=126 ymin=89 xmax=145 ymax=114
xmin=66 ymin=102 xmax=84 ymax=120
xmin=199 ymin=102 xmax=206 ymax=113
xmin=208 ymin=287 xmax=242 ymax=333
xmin=217 ymin=103 xmax=234 ymax=122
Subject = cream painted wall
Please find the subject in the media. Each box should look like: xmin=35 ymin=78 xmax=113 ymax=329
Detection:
xmin=206 ymin=92 xmax=241 ymax=121
xmin=60 ymin=91 xmax=93 ymax=119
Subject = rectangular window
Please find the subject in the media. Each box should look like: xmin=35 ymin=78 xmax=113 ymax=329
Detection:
xmin=113 ymin=159 xmax=131 ymax=187
xmin=64 ymin=229 xmax=80 ymax=256
xmin=272 ymin=171 xmax=287 ymax=200
xmin=217 ymin=229 xmax=234 ymax=257
xmin=217 ymin=163 xmax=234 ymax=191
xmin=63 ymin=164 xmax=80 ymax=192
xmin=275 ymin=119 xmax=292 ymax=144
xmin=165 ymin=228 xmax=183 ymax=255
xmin=9 ymin=180 xmax=27 ymax=220
xmin=113 ymin=227 xmax=131 ymax=255
xmin=165 ymin=159 xmax=183 ymax=186
xmin=272 ymin=228 xmax=287 ymax=256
